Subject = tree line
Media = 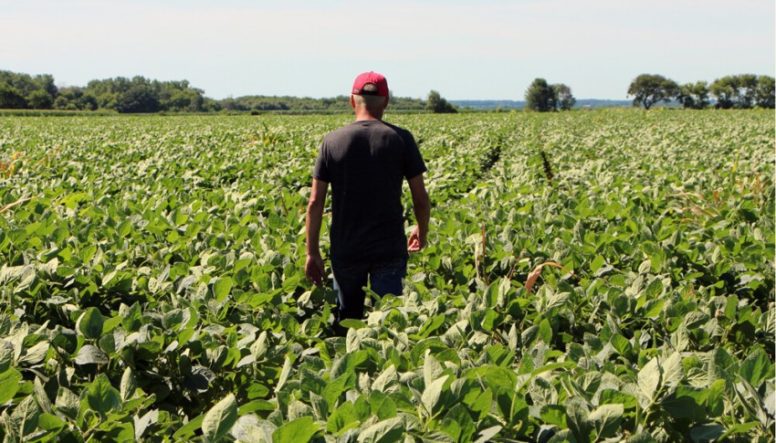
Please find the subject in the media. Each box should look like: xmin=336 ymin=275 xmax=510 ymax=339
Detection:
xmin=0 ymin=71 xmax=220 ymax=112
xmin=2 ymin=69 xmax=773 ymax=113
xmin=0 ymin=70 xmax=429 ymax=113
xmin=627 ymin=74 xmax=775 ymax=109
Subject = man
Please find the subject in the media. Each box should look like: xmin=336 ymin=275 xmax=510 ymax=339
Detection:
xmin=305 ymin=71 xmax=430 ymax=333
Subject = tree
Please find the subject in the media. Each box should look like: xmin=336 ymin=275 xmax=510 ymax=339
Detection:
xmin=0 ymin=84 xmax=27 ymax=109
xmin=627 ymin=74 xmax=679 ymax=109
xmin=426 ymin=90 xmax=457 ymax=113
xmin=710 ymin=76 xmax=737 ymax=109
xmin=676 ymin=81 xmax=709 ymax=109
xmin=755 ymin=75 xmax=775 ymax=109
xmin=710 ymin=74 xmax=760 ymax=109
xmin=27 ymin=89 xmax=54 ymax=109
xmin=525 ymin=78 xmax=556 ymax=112
xmin=116 ymin=85 xmax=160 ymax=113
xmin=551 ymin=83 xmax=576 ymax=110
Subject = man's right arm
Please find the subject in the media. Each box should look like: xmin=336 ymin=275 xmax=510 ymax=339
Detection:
xmin=407 ymin=174 xmax=430 ymax=252
xmin=305 ymin=178 xmax=328 ymax=284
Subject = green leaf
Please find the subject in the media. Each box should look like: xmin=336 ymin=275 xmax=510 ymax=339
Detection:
xmin=661 ymin=352 xmax=683 ymax=390
xmin=202 ymin=394 xmax=238 ymax=443
xmin=371 ymin=365 xmax=397 ymax=392
xmin=661 ymin=386 xmax=707 ymax=421
xmin=339 ymin=319 xmax=367 ymax=329
xmin=173 ymin=414 xmax=203 ymax=441
xmin=421 ymin=374 xmax=448 ymax=414
xmin=38 ymin=412 xmax=65 ymax=431
xmin=55 ymin=387 xmax=80 ymax=419
xmin=705 ymin=379 xmax=726 ymax=416
xmin=565 ymin=398 xmax=590 ymax=443
xmin=120 ymin=367 xmax=137 ymax=401
xmin=689 ymin=423 xmax=724 ymax=443
xmin=423 ymin=352 xmax=444 ymax=387
xmin=740 ymin=348 xmax=771 ymax=387
xmin=272 ymin=416 xmax=319 ymax=443
xmin=627 ymin=432 xmax=657 ymax=443
xmin=77 ymin=307 xmax=105 ymax=340
xmin=356 ymin=416 xmax=404 ymax=443
xmin=0 ymin=339 xmax=13 ymax=372
xmin=369 ymin=391 xmax=397 ymax=420
xmin=469 ymin=388 xmax=493 ymax=420
xmin=33 ymin=376 xmax=52 ymax=413
xmin=213 ymin=276 xmax=234 ymax=302
xmin=275 ymin=354 xmax=295 ymax=393
xmin=10 ymin=396 xmax=40 ymax=437
xmin=589 ymin=403 xmax=623 ymax=439
xmin=85 ymin=374 xmax=121 ymax=415
xmin=417 ymin=314 xmax=446 ymax=337
xmin=537 ymin=318 xmax=552 ymax=344
xmin=327 ymin=401 xmax=358 ymax=434
xmin=74 ymin=344 xmax=109 ymax=365
xmin=709 ymin=347 xmax=738 ymax=385
xmin=19 ymin=340 xmax=48 ymax=365
xmin=0 ymin=368 xmax=22 ymax=403
xmin=638 ymin=357 xmax=661 ymax=404
xmin=230 ymin=414 xmax=274 ymax=443
xmin=540 ymin=404 xmax=567 ymax=427
xmin=441 ymin=403 xmax=475 ymax=442
xmin=134 ymin=409 xmax=159 ymax=441
xmin=474 ymin=426 xmax=502 ymax=443
xmin=610 ymin=334 xmax=632 ymax=356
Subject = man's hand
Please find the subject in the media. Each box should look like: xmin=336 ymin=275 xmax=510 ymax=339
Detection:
xmin=305 ymin=253 xmax=325 ymax=285
xmin=407 ymin=226 xmax=426 ymax=253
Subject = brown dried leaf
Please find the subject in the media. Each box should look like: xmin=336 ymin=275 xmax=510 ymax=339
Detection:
xmin=525 ymin=261 xmax=562 ymax=294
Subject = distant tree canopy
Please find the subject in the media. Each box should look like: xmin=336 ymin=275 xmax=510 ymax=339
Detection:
xmin=754 ymin=75 xmax=775 ymax=109
xmin=551 ymin=83 xmax=576 ymax=110
xmin=629 ymin=73 xmax=774 ymax=109
xmin=677 ymin=81 xmax=710 ymax=109
xmin=525 ymin=79 xmax=575 ymax=111
xmin=627 ymin=74 xmax=680 ymax=110
xmin=426 ymin=90 xmax=457 ymax=113
xmin=0 ymin=69 xmax=429 ymax=113
xmin=0 ymin=71 xmax=58 ymax=109
xmin=0 ymin=70 xmax=217 ymax=113
xmin=710 ymin=74 xmax=774 ymax=109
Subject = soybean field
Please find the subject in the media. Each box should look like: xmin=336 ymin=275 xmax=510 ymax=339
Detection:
xmin=0 ymin=110 xmax=774 ymax=442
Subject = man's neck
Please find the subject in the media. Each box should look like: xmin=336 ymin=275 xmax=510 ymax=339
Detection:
xmin=354 ymin=110 xmax=382 ymax=121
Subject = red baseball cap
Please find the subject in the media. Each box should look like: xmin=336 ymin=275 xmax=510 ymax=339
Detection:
xmin=352 ymin=71 xmax=389 ymax=97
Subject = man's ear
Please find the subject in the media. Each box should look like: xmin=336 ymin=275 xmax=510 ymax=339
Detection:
xmin=350 ymin=95 xmax=356 ymax=109
xmin=383 ymin=96 xmax=389 ymax=110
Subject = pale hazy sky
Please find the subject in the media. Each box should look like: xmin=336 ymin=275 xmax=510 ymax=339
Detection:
xmin=1 ymin=0 xmax=773 ymax=100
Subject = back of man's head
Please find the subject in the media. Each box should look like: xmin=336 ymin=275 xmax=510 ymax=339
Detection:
xmin=351 ymin=72 xmax=389 ymax=119
xmin=352 ymin=84 xmax=388 ymax=116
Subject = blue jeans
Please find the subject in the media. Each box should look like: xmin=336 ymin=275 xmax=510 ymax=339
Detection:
xmin=331 ymin=257 xmax=407 ymax=326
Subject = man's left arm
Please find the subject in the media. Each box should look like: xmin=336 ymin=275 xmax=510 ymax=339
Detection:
xmin=305 ymin=178 xmax=328 ymax=285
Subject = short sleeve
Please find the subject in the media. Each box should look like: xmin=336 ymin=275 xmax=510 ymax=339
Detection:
xmin=313 ymin=141 xmax=331 ymax=182
xmin=402 ymin=132 xmax=427 ymax=180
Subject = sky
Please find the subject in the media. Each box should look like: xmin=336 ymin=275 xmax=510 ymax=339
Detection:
xmin=0 ymin=0 xmax=773 ymax=100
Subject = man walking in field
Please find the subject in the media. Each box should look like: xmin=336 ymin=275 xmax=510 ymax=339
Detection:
xmin=305 ymin=71 xmax=431 ymax=334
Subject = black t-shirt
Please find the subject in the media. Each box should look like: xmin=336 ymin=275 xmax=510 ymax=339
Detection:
xmin=313 ymin=119 xmax=427 ymax=263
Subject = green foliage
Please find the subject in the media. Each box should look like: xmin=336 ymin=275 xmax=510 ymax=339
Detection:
xmin=677 ymin=81 xmax=710 ymax=109
xmin=0 ymin=110 xmax=773 ymax=441
xmin=426 ymin=90 xmax=458 ymax=113
xmin=709 ymin=74 xmax=773 ymax=109
xmin=627 ymin=74 xmax=680 ymax=109
xmin=525 ymin=80 xmax=575 ymax=112
xmin=551 ymin=83 xmax=576 ymax=110
xmin=754 ymin=75 xmax=775 ymax=108
xmin=525 ymin=78 xmax=557 ymax=112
